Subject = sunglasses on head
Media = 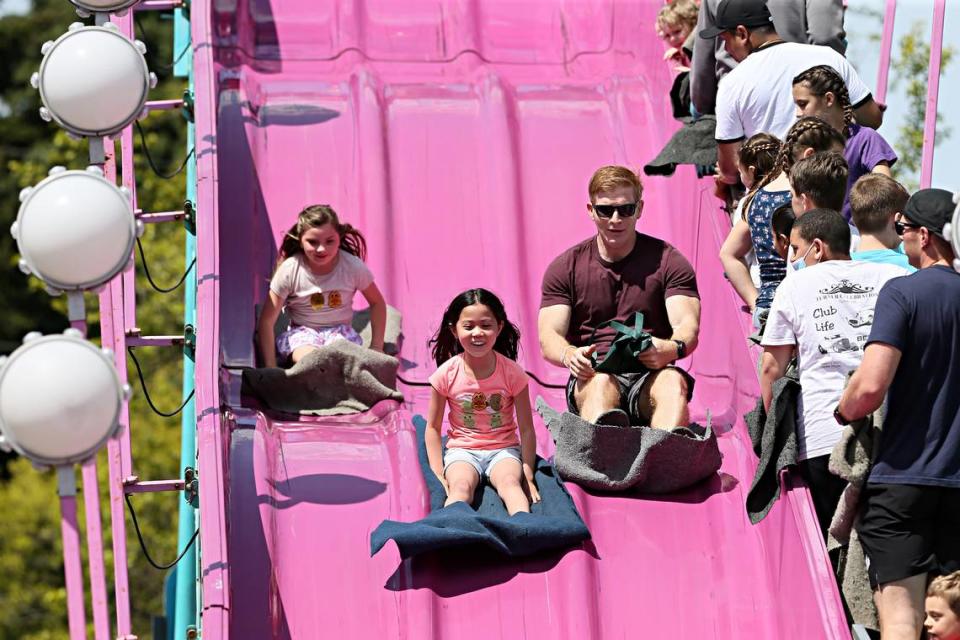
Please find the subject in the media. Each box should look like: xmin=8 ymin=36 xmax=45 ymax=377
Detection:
xmin=894 ymin=220 xmax=922 ymax=236
xmin=592 ymin=203 xmax=639 ymax=219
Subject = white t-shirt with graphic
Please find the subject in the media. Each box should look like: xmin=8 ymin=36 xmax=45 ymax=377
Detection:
xmin=270 ymin=252 xmax=374 ymax=328
xmin=762 ymin=260 xmax=909 ymax=459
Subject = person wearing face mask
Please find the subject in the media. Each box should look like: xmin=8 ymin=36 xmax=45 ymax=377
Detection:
xmin=759 ymin=209 xmax=909 ymax=541
xmin=699 ymin=0 xmax=883 ymax=192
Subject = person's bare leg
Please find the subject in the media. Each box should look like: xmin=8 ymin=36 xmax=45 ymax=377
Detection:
xmin=443 ymin=462 xmax=481 ymax=507
xmin=290 ymin=345 xmax=319 ymax=364
xmin=876 ymin=574 xmax=927 ymax=640
xmin=636 ymin=369 xmax=690 ymax=430
xmin=573 ymin=373 xmax=622 ymax=423
xmin=489 ymin=459 xmax=528 ymax=515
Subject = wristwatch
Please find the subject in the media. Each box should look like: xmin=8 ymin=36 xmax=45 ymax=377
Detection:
xmin=833 ymin=404 xmax=852 ymax=426
xmin=672 ymin=339 xmax=687 ymax=360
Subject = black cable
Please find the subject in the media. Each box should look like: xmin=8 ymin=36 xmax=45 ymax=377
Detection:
xmin=137 ymin=237 xmax=196 ymax=294
xmin=397 ymin=374 xmax=430 ymax=387
xmin=135 ymin=121 xmax=195 ymax=180
xmin=125 ymin=493 xmax=199 ymax=571
xmin=127 ymin=346 xmax=195 ymax=417
xmin=134 ymin=14 xmax=191 ymax=72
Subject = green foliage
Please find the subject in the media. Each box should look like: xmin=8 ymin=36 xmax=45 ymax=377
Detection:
xmin=890 ymin=21 xmax=955 ymax=189
xmin=0 ymin=2 xmax=192 ymax=638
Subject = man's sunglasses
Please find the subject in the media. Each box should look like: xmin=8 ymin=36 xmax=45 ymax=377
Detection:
xmin=592 ymin=203 xmax=639 ymax=219
xmin=894 ymin=220 xmax=922 ymax=236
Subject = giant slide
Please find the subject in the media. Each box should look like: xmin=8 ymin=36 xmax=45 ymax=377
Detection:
xmin=190 ymin=1 xmax=850 ymax=637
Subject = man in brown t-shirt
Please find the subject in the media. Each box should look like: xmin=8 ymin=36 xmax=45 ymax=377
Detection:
xmin=538 ymin=166 xmax=701 ymax=431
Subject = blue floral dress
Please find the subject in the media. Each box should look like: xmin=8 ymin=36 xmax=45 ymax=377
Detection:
xmin=747 ymin=188 xmax=791 ymax=309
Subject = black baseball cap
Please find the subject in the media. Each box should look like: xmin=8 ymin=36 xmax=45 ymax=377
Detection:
xmin=902 ymin=188 xmax=955 ymax=237
xmin=699 ymin=0 xmax=774 ymax=39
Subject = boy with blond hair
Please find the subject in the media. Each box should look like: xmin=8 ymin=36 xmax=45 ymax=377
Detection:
xmin=848 ymin=173 xmax=915 ymax=271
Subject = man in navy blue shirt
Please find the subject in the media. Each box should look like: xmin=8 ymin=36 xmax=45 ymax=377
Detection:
xmin=838 ymin=188 xmax=960 ymax=640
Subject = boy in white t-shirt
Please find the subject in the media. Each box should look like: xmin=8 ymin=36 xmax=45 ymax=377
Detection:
xmin=700 ymin=0 xmax=883 ymax=189
xmin=760 ymin=209 xmax=909 ymax=539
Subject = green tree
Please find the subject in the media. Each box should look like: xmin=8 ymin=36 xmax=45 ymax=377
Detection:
xmin=0 ymin=2 xmax=192 ymax=637
xmin=846 ymin=7 xmax=955 ymax=190
xmin=890 ymin=21 xmax=955 ymax=189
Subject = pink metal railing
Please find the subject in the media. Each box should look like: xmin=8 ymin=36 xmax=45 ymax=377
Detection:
xmin=920 ymin=0 xmax=947 ymax=189
xmin=875 ymin=0 xmax=898 ymax=107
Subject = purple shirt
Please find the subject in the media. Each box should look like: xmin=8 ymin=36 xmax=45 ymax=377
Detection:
xmin=843 ymin=123 xmax=898 ymax=221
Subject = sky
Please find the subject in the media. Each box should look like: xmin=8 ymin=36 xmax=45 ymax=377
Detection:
xmin=2 ymin=0 xmax=955 ymax=188
xmin=824 ymin=0 xmax=956 ymax=189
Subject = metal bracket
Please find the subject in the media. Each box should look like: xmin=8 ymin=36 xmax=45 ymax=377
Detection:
xmin=181 ymin=89 xmax=195 ymax=123
xmin=183 ymin=324 xmax=196 ymax=361
xmin=182 ymin=199 xmax=196 ymax=235
xmin=183 ymin=467 xmax=199 ymax=508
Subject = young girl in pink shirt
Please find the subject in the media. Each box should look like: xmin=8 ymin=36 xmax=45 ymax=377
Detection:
xmin=425 ymin=289 xmax=541 ymax=515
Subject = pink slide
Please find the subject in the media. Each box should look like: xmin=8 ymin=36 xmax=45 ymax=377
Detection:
xmin=191 ymin=1 xmax=850 ymax=637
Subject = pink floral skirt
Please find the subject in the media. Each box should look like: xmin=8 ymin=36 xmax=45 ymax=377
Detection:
xmin=276 ymin=323 xmax=362 ymax=360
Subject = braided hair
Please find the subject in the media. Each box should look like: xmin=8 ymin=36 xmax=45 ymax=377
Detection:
xmin=737 ymin=132 xmax=782 ymax=188
xmin=276 ymin=204 xmax=367 ymax=269
xmin=793 ymin=65 xmax=855 ymax=132
xmin=741 ymin=116 xmax=846 ymax=216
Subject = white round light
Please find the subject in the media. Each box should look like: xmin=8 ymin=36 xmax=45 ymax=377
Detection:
xmin=13 ymin=167 xmax=136 ymax=291
xmin=35 ymin=24 xmax=151 ymax=137
xmin=68 ymin=0 xmax=141 ymax=13
xmin=0 ymin=332 xmax=127 ymax=466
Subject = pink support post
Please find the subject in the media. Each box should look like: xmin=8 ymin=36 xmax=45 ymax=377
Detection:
xmin=99 ymin=138 xmax=134 ymax=638
xmin=192 ymin=4 xmax=231 ymax=633
xmin=875 ymin=0 xmax=897 ymax=107
xmin=81 ymin=459 xmax=112 ymax=640
xmin=59 ymin=469 xmax=87 ymax=640
xmin=920 ymin=0 xmax=947 ymax=189
xmin=70 ymin=314 xmax=112 ymax=640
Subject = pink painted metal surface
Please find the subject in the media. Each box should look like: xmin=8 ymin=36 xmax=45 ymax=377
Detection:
xmin=191 ymin=2 xmax=230 ymax=633
xmin=920 ymin=0 xmax=947 ymax=189
xmin=192 ymin=1 xmax=850 ymax=637
xmin=80 ymin=459 xmax=111 ymax=640
xmin=875 ymin=0 xmax=898 ymax=107
xmin=59 ymin=492 xmax=87 ymax=640
xmin=97 ymin=132 xmax=133 ymax=638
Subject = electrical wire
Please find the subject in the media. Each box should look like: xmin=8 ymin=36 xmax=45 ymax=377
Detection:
xmin=134 ymin=14 xmax=191 ymax=71
xmin=136 ymin=237 xmax=196 ymax=294
xmin=127 ymin=347 xmax=195 ymax=417
xmin=125 ymin=493 xmax=199 ymax=571
xmin=135 ymin=121 xmax=194 ymax=180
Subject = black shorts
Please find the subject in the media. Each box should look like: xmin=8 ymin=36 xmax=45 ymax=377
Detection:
xmin=564 ymin=366 xmax=695 ymax=423
xmin=858 ymin=483 xmax=960 ymax=588
xmin=798 ymin=455 xmax=848 ymax=543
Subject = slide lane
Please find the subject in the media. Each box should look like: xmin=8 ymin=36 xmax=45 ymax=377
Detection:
xmin=203 ymin=1 xmax=850 ymax=637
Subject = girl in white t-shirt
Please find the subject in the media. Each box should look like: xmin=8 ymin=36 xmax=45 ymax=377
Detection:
xmin=257 ymin=205 xmax=387 ymax=367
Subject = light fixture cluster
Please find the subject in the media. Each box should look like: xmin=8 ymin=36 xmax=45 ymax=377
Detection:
xmin=0 ymin=3 xmax=153 ymax=468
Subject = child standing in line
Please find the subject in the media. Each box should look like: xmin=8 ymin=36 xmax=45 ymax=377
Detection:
xmin=722 ymin=117 xmax=845 ymax=329
xmin=793 ymin=64 xmax=898 ymax=222
xmin=257 ymin=204 xmax=387 ymax=368
xmin=656 ymin=0 xmax=699 ymax=72
xmin=770 ymin=203 xmax=795 ymax=261
xmin=926 ymin=572 xmax=960 ymax=640
xmin=424 ymin=288 xmax=540 ymax=515
xmin=719 ymin=132 xmax=781 ymax=316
